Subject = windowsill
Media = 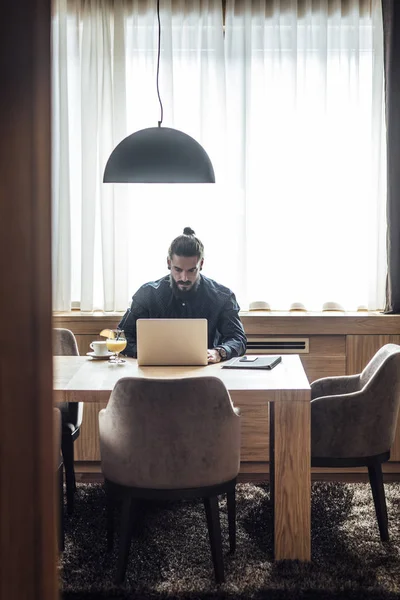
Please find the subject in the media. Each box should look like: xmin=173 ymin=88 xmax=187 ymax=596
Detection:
xmin=241 ymin=310 xmax=387 ymax=317
xmin=52 ymin=309 xmax=389 ymax=318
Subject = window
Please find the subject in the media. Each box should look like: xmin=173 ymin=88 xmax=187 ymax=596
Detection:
xmin=52 ymin=0 xmax=386 ymax=312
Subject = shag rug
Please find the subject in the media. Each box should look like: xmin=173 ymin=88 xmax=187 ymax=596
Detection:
xmin=60 ymin=482 xmax=400 ymax=600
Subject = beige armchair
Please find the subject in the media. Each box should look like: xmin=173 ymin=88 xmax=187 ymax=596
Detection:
xmin=311 ymin=343 xmax=400 ymax=541
xmin=53 ymin=328 xmax=84 ymax=514
xmin=99 ymin=376 xmax=241 ymax=584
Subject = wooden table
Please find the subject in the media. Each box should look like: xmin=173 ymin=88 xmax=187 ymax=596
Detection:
xmin=54 ymin=354 xmax=311 ymax=561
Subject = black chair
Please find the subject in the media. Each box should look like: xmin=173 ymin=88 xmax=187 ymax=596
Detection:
xmin=311 ymin=343 xmax=400 ymax=541
xmin=99 ymin=376 xmax=241 ymax=584
xmin=54 ymin=407 xmax=64 ymax=551
xmin=53 ymin=328 xmax=84 ymax=514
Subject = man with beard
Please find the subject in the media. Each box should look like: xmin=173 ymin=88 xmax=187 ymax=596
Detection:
xmin=118 ymin=227 xmax=247 ymax=363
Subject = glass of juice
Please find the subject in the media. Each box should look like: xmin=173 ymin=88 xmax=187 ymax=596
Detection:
xmin=106 ymin=330 xmax=127 ymax=364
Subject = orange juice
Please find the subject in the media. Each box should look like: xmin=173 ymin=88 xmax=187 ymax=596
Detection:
xmin=106 ymin=338 xmax=127 ymax=353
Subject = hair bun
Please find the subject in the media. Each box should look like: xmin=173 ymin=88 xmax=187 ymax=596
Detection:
xmin=183 ymin=227 xmax=195 ymax=236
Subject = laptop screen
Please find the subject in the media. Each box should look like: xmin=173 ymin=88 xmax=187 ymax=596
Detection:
xmin=136 ymin=318 xmax=208 ymax=366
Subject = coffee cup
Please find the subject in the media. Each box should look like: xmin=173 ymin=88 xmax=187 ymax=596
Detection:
xmin=90 ymin=341 xmax=108 ymax=356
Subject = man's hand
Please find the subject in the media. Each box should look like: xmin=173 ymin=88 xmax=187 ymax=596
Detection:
xmin=207 ymin=349 xmax=221 ymax=364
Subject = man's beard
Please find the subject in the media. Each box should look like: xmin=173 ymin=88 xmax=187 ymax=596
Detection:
xmin=169 ymin=274 xmax=201 ymax=299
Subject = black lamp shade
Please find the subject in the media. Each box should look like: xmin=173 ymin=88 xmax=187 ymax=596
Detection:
xmin=103 ymin=126 xmax=215 ymax=183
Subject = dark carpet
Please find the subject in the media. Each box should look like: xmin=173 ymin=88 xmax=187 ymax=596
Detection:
xmin=60 ymin=482 xmax=400 ymax=600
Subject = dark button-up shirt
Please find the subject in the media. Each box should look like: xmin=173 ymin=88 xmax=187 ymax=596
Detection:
xmin=118 ymin=274 xmax=247 ymax=360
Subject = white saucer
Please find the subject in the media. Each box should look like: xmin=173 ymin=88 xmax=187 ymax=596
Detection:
xmin=86 ymin=351 xmax=114 ymax=360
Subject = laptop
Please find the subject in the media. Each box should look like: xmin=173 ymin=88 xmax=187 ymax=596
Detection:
xmin=136 ymin=318 xmax=208 ymax=366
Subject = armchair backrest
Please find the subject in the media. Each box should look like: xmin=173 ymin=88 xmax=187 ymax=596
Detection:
xmin=52 ymin=328 xmax=79 ymax=357
xmin=312 ymin=344 xmax=400 ymax=458
xmin=360 ymin=343 xmax=400 ymax=388
xmin=360 ymin=344 xmax=400 ymax=452
xmin=99 ymin=376 xmax=241 ymax=489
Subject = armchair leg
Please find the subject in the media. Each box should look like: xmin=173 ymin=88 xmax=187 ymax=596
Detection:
xmin=105 ymin=481 xmax=115 ymax=553
xmin=203 ymin=496 xmax=224 ymax=584
xmin=227 ymin=488 xmax=236 ymax=553
xmin=62 ymin=434 xmax=76 ymax=515
xmin=115 ymin=495 xmax=135 ymax=585
xmin=58 ymin=464 xmax=65 ymax=552
xmin=368 ymin=461 xmax=389 ymax=542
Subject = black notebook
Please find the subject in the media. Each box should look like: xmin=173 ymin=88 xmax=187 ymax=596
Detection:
xmin=222 ymin=355 xmax=282 ymax=370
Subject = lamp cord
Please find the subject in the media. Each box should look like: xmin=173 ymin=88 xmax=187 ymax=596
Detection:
xmin=156 ymin=0 xmax=164 ymax=127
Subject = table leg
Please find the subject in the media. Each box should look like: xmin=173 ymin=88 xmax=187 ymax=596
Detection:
xmin=272 ymin=393 xmax=311 ymax=561
xmin=269 ymin=401 xmax=275 ymax=511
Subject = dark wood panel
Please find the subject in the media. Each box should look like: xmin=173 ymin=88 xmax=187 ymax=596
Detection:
xmin=0 ymin=0 xmax=57 ymax=597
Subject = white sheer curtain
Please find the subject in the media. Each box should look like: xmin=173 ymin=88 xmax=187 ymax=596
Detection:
xmin=52 ymin=0 xmax=236 ymax=312
xmin=52 ymin=0 xmax=386 ymax=312
xmin=225 ymin=0 xmax=386 ymax=310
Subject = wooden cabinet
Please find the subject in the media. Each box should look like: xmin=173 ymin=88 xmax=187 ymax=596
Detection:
xmin=347 ymin=334 xmax=400 ymax=373
xmin=53 ymin=312 xmax=400 ymax=480
xmin=300 ymin=335 xmax=346 ymax=382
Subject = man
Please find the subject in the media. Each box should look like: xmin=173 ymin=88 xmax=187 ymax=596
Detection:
xmin=119 ymin=227 xmax=247 ymax=363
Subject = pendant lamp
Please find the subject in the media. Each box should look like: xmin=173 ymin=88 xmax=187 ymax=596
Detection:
xmin=103 ymin=1 xmax=215 ymax=184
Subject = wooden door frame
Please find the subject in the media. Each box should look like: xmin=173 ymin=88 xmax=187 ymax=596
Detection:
xmin=0 ymin=0 xmax=57 ymax=598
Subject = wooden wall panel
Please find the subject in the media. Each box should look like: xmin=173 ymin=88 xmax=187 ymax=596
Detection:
xmin=53 ymin=315 xmax=120 ymax=335
xmin=237 ymin=405 xmax=269 ymax=462
xmin=346 ymin=335 xmax=400 ymax=374
xmin=300 ymin=356 xmax=346 ymax=383
xmin=75 ymin=402 xmax=270 ymax=463
xmin=347 ymin=335 xmax=400 ymax=461
xmin=71 ymin=335 xmax=106 ymax=462
xmin=74 ymin=461 xmax=400 ymax=481
xmin=297 ymin=335 xmax=346 ymax=382
xmin=241 ymin=313 xmax=400 ymax=335
xmin=308 ymin=335 xmax=346 ymax=355
xmin=75 ymin=403 xmax=108 ymax=461
xmin=388 ymin=434 xmax=400 ymax=463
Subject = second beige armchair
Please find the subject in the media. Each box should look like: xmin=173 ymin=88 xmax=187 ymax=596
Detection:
xmin=99 ymin=376 xmax=241 ymax=584
xmin=53 ymin=328 xmax=84 ymax=514
xmin=311 ymin=343 xmax=400 ymax=541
